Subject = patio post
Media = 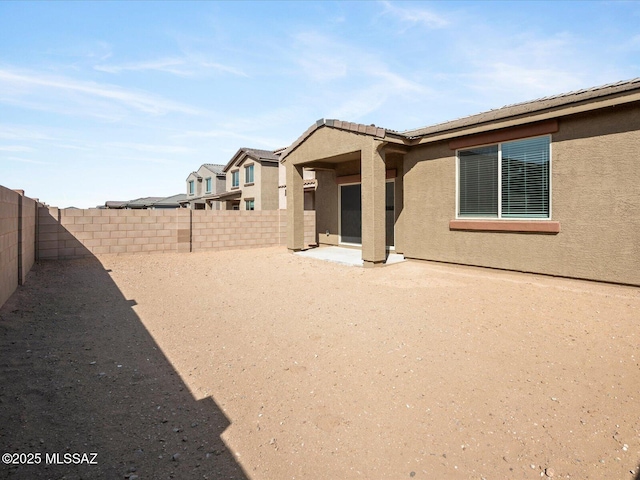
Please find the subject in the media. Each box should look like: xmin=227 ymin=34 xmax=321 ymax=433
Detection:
xmin=361 ymin=139 xmax=386 ymax=267
xmin=287 ymin=163 xmax=305 ymax=252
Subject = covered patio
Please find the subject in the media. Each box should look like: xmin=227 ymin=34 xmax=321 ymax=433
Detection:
xmin=282 ymin=119 xmax=408 ymax=267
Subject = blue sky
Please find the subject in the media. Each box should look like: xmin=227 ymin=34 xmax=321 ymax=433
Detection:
xmin=1 ymin=1 xmax=639 ymax=208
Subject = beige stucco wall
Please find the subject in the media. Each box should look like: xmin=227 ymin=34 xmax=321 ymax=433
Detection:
xmin=260 ymin=163 xmax=279 ymax=210
xmin=198 ymin=166 xmax=214 ymax=196
xmin=286 ymin=128 xmax=384 ymax=251
xmin=400 ymin=103 xmax=640 ymax=285
xmin=279 ymin=162 xmax=317 ymax=210
xmin=278 ymin=162 xmax=286 ymax=209
xmin=186 ymin=172 xmax=202 ymax=198
xmin=227 ymin=161 xmax=279 ymax=210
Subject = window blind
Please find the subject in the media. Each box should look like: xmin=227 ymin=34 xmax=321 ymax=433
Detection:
xmin=459 ymin=145 xmax=498 ymax=217
xmin=501 ymin=137 xmax=550 ymax=218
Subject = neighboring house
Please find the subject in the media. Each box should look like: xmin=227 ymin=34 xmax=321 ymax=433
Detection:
xmin=282 ymin=78 xmax=640 ymax=286
xmin=212 ymin=148 xmax=280 ymax=210
xmin=104 ymin=194 xmax=187 ymax=209
xmin=278 ymin=154 xmax=316 ymax=210
xmin=152 ymin=193 xmax=188 ymax=209
xmin=184 ymin=164 xmax=226 ymax=210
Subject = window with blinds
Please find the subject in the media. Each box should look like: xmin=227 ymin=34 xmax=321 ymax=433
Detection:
xmin=459 ymin=145 xmax=498 ymax=217
xmin=501 ymin=137 xmax=550 ymax=218
xmin=458 ymin=135 xmax=550 ymax=219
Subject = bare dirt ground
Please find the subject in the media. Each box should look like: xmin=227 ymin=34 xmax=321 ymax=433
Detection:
xmin=1 ymin=246 xmax=639 ymax=480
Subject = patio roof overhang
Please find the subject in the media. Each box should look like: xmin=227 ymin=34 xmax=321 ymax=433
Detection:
xmin=208 ymin=190 xmax=242 ymax=201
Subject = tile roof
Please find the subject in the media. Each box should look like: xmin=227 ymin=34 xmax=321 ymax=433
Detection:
xmin=402 ymin=77 xmax=640 ymax=138
xmin=243 ymin=148 xmax=280 ymax=162
xmin=105 ymin=200 xmax=128 ymax=209
xmin=222 ymin=147 xmax=281 ymax=172
xmin=281 ymin=78 xmax=640 ymax=159
xmin=105 ymin=195 xmax=186 ymax=209
xmin=281 ymin=119 xmax=388 ymax=160
xmin=201 ymin=164 xmax=226 ymax=175
xmin=208 ymin=190 xmax=242 ymax=200
xmin=153 ymin=193 xmax=187 ymax=206
xmin=126 ymin=197 xmax=165 ymax=207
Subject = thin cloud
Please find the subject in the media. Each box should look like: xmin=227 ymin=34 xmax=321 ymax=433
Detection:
xmin=0 ymin=68 xmax=202 ymax=116
xmin=106 ymin=142 xmax=194 ymax=155
xmin=3 ymin=156 xmax=48 ymax=165
xmin=95 ymin=57 xmax=248 ymax=78
xmin=450 ymin=31 xmax=594 ymax=106
xmin=0 ymin=145 xmax=35 ymax=152
xmin=379 ymin=1 xmax=449 ymax=30
xmin=0 ymin=125 xmax=53 ymax=141
xmin=174 ymin=129 xmax=285 ymax=149
xmin=115 ymin=155 xmax=179 ymax=166
xmin=292 ymin=31 xmax=430 ymax=122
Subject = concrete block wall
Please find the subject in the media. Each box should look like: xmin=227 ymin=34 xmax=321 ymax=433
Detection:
xmin=38 ymin=208 xmax=192 ymax=259
xmin=37 ymin=208 xmax=317 ymax=259
xmin=0 ymin=186 xmax=39 ymax=308
xmin=0 ymin=187 xmax=19 ymax=307
xmin=19 ymin=195 xmax=37 ymax=285
xmin=192 ymin=210 xmax=277 ymax=252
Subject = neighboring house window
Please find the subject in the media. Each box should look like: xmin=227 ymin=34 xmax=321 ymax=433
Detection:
xmin=458 ymin=136 xmax=550 ymax=218
xmin=245 ymin=199 xmax=255 ymax=210
xmin=232 ymin=170 xmax=239 ymax=188
xmin=188 ymin=180 xmax=195 ymax=195
xmin=205 ymin=177 xmax=212 ymax=193
xmin=245 ymin=164 xmax=254 ymax=184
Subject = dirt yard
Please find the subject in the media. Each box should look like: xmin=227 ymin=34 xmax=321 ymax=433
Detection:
xmin=1 ymin=246 xmax=639 ymax=480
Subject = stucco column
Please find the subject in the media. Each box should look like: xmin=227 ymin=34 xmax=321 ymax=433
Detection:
xmin=361 ymin=140 xmax=386 ymax=267
xmin=286 ymin=163 xmax=305 ymax=252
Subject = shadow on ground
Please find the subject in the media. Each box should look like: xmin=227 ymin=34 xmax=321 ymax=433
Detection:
xmin=0 ymin=257 xmax=247 ymax=479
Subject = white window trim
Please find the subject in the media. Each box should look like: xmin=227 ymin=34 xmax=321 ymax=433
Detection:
xmin=455 ymin=134 xmax=552 ymax=221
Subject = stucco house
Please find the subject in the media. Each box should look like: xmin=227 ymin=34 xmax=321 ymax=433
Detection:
xmin=278 ymin=158 xmax=317 ymax=211
xmin=183 ymin=164 xmax=226 ymax=210
xmin=212 ymin=148 xmax=280 ymax=210
xmin=283 ymin=78 xmax=640 ymax=286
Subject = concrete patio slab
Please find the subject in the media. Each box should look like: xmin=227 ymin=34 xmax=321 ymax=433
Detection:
xmin=294 ymin=246 xmax=405 ymax=267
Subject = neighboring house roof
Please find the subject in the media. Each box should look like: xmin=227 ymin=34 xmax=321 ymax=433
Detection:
xmin=125 ymin=197 xmax=166 ymax=208
xmin=208 ymin=190 xmax=242 ymax=201
xmin=281 ymin=77 xmax=640 ymax=160
xmin=200 ymin=164 xmax=226 ymax=176
xmin=105 ymin=195 xmax=185 ymax=209
xmin=223 ymin=147 xmax=280 ymax=172
xmin=105 ymin=201 xmax=128 ymax=209
xmin=152 ymin=193 xmax=187 ymax=207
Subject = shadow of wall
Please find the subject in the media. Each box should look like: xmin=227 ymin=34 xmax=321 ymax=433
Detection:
xmin=0 ymin=254 xmax=248 ymax=479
